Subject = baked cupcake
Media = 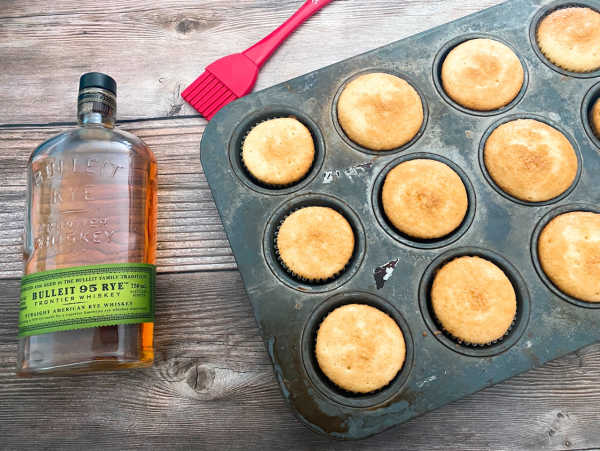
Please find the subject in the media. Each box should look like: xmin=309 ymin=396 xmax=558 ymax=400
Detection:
xmin=441 ymin=38 xmax=524 ymax=111
xmin=591 ymin=97 xmax=600 ymax=138
xmin=431 ymin=256 xmax=517 ymax=345
xmin=337 ymin=72 xmax=423 ymax=151
xmin=276 ymin=206 xmax=354 ymax=281
xmin=315 ymin=304 xmax=406 ymax=393
xmin=484 ymin=119 xmax=578 ymax=202
xmin=538 ymin=211 xmax=600 ymax=302
xmin=242 ymin=117 xmax=315 ymax=186
xmin=381 ymin=159 xmax=468 ymax=239
xmin=536 ymin=7 xmax=600 ymax=73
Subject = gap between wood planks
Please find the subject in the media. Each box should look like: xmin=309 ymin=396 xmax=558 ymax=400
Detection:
xmin=0 ymin=113 xmax=204 ymax=129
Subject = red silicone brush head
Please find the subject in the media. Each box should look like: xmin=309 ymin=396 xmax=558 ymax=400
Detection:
xmin=182 ymin=53 xmax=259 ymax=120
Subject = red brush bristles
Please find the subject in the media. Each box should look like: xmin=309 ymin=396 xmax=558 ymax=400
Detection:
xmin=181 ymin=72 xmax=239 ymax=120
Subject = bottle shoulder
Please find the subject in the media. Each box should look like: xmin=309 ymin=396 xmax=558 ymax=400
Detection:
xmin=29 ymin=125 xmax=156 ymax=163
xmin=111 ymin=127 xmax=157 ymax=161
xmin=29 ymin=131 xmax=73 ymax=161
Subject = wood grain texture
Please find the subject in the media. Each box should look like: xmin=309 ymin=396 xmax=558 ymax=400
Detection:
xmin=1 ymin=271 xmax=600 ymax=450
xmin=0 ymin=0 xmax=502 ymax=125
xmin=2 ymin=0 xmax=600 ymax=449
xmin=0 ymin=118 xmax=235 ymax=279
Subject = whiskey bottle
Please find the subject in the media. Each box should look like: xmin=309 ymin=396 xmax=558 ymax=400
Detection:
xmin=17 ymin=72 xmax=157 ymax=375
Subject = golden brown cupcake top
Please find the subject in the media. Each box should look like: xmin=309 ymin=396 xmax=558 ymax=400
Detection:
xmin=276 ymin=206 xmax=354 ymax=280
xmin=337 ymin=72 xmax=423 ymax=151
xmin=441 ymin=38 xmax=524 ymax=111
xmin=431 ymin=256 xmax=517 ymax=345
xmin=592 ymin=97 xmax=600 ymax=138
xmin=484 ymin=119 xmax=578 ymax=202
xmin=536 ymin=7 xmax=600 ymax=73
xmin=242 ymin=118 xmax=314 ymax=186
xmin=316 ymin=304 xmax=406 ymax=393
xmin=381 ymin=159 xmax=468 ymax=239
xmin=538 ymin=211 xmax=600 ymax=302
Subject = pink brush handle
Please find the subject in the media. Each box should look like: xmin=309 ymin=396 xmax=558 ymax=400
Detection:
xmin=243 ymin=0 xmax=335 ymax=68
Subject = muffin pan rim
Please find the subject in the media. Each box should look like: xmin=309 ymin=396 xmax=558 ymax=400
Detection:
xmin=528 ymin=0 xmax=600 ymax=79
xmin=228 ymin=106 xmax=326 ymax=195
xmin=432 ymin=32 xmax=530 ymax=117
xmin=330 ymin=68 xmax=430 ymax=156
xmin=477 ymin=112 xmax=583 ymax=207
xmin=300 ymin=291 xmax=415 ymax=409
xmin=530 ymin=202 xmax=600 ymax=309
xmin=262 ymin=193 xmax=366 ymax=293
xmin=371 ymin=151 xmax=477 ymax=249
xmin=581 ymin=82 xmax=600 ymax=150
xmin=418 ymin=246 xmax=531 ymax=357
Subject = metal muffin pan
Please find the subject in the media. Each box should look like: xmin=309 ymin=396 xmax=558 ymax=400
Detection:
xmin=200 ymin=0 xmax=600 ymax=439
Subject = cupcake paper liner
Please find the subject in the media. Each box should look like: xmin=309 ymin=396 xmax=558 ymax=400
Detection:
xmin=312 ymin=305 xmax=404 ymax=396
xmin=535 ymin=5 xmax=600 ymax=74
xmin=433 ymin=308 xmax=517 ymax=348
xmin=240 ymin=115 xmax=313 ymax=189
xmin=590 ymin=100 xmax=600 ymax=139
xmin=536 ymin=43 xmax=597 ymax=74
xmin=273 ymin=206 xmax=354 ymax=285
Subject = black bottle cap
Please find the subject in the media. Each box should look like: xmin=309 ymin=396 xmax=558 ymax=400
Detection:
xmin=79 ymin=72 xmax=117 ymax=94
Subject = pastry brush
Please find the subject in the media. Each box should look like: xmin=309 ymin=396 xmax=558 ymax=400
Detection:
xmin=181 ymin=0 xmax=335 ymax=120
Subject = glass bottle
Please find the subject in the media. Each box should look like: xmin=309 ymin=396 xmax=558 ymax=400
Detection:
xmin=17 ymin=73 xmax=157 ymax=375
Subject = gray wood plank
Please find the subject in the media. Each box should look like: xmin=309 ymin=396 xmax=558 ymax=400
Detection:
xmin=1 ymin=271 xmax=599 ymax=450
xmin=0 ymin=0 xmax=502 ymax=125
xmin=0 ymin=118 xmax=235 ymax=279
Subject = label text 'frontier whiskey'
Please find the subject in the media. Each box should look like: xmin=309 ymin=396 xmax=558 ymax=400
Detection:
xmin=17 ymin=73 xmax=158 ymax=375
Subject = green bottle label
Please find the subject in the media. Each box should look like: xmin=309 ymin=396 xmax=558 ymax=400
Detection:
xmin=19 ymin=263 xmax=155 ymax=337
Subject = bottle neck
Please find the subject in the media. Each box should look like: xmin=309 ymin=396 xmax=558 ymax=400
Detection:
xmin=77 ymin=87 xmax=116 ymax=128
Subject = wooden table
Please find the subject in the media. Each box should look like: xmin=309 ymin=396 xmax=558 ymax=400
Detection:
xmin=1 ymin=1 xmax=599 ymax=449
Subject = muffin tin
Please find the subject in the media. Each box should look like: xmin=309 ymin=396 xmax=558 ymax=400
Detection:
xmin=200 ymin=0 xmax=600 ymax=439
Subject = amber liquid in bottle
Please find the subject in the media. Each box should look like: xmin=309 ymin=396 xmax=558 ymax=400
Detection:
xmin=17 ymin=74 xmax=157 ymax=375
